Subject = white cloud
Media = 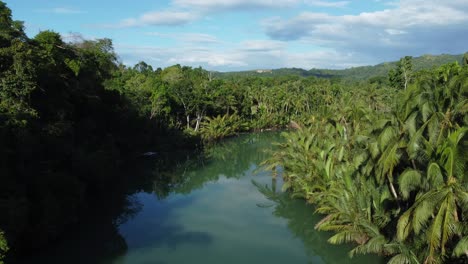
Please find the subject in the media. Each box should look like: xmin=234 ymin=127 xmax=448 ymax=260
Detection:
xmin=140 ymin=11 xmax=198 ymax=25
xmin=263 ymin=0 xmax=468 ymax=61
xmin=169 ymin=53 xmax=248 ymax=67
xmin=37 ymin=7 xmax=83 ymax=14
xmin=173 ymin=0 xmax=300 ymax=10
xmin=117 ymin=44 xmax=246 ymax=68
xmin=115 ymin=38 xmax=366 ymax=71
xmin=103 ymin=0 xmax=468 ymax=70
xmin=104 ymin=0 xmax=303 ymax=29
xmin=304 ymin=1 xmax=349 ymax=8
xmin=385 ymin=29 xmax=407 ymax=35
xmin=239 ymin=40 xmax=286 ymax=52
xmin=146 ymin=32 xmax=221 ymax=44
xmin=114 ymin=11 xmax=199 ymax=27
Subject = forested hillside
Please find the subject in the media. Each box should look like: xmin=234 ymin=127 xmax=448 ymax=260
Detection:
xmin=215 ymin=54 xmax=464 ymax=80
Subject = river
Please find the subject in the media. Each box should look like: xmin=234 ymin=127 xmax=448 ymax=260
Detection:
xmin=22 ymin=132 xmax=383 ymax=264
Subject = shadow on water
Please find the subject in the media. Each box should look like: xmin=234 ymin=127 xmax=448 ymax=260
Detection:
xmin=13 ymin=190 xmax=137 ymax=264
xmin=15 ymin=132 xmax=383 ymax=264
xmin=13 ymin=133 xmax=276 ymax=264
xmin=11 ymin=149 xmax=204 ymax=263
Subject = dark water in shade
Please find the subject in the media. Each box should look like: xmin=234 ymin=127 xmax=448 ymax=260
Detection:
xmin=22 ymin=132 xmax=384 ymax=264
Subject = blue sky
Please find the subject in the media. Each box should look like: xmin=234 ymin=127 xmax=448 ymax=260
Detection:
xmin=6 ymin=0 xmax=468 ymax=71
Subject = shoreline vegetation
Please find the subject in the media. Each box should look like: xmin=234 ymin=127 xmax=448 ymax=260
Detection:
xmin=0 ymin=1 xmax=467 ymax=263
xmin=262 ymin=60 xmax=468 ymax=263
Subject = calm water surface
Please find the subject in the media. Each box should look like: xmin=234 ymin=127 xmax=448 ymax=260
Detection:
xmin=25 ymin=132 xmax=383 ymax=264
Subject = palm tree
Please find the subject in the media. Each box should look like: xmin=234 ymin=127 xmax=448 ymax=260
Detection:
xmin=368 ymin=112 xmax=408 ymax=199
xmin=315 ymin=175 xmax=391 ymax=247
xmin=397 ymin=127 xmax=468 ymax=263
xmin=262 ymin=61 xmax=467 ymax=263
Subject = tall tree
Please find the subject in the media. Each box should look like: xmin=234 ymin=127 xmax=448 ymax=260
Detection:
xmin=389 ymin=56 xmax=413 ymax=90
xmin=0 ymin=2 xmax=37 ymax=126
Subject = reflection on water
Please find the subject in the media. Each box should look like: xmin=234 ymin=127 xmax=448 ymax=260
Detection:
xmin=252 ymin=179 xmax=383 ymax=264
xmin=19 ymin=132 xmax=383 ymax=264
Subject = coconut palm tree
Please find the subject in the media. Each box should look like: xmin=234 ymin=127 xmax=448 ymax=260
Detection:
xmin=397 ymin=127 xmax=468 ymax=263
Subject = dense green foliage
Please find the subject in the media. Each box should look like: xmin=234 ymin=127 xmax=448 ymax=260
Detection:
xmin=0 ymin=2 xmax=191 ymax=257
xmin=200 ymin=113 xmax=245 ymax=142
xmin=264 ymin=61 xmax=468 ymax=263
xmin=108 ymin=63 xmax=353 ymax=141
xmin=389 ymin=56 xmax=413 ymax=90
xmin=0 ymin=230 xmax=7 ymax=264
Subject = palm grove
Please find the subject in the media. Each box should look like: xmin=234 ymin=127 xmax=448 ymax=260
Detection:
xmin=0 ymin=1 xmax=467 ymax=263
xmin=264 ymin=57 xmax=468 ymax=263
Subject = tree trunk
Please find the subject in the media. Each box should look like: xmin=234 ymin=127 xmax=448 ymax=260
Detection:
xmin=403 ymin=70 xmax=408 ymax=90
xmin=186 ymin=115 xmax=190 ymax=130
xmin=389 ymin=179 xmax=398 ymax=200
xmin=195 ymin=112 xmax=202 ymax=131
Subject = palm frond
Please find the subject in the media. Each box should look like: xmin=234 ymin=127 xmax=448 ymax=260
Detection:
xmin=399 ymin=169 xmax=422 ymax=200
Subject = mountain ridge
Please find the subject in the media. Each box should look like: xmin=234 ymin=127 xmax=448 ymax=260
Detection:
xmin=213 ymin=53 xmax=465 ymax=80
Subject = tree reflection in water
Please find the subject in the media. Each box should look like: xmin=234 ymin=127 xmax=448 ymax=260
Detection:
xmin=253 ymin=179 xmax=385 ymax=264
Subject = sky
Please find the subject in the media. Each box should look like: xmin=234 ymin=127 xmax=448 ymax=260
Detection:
xmin=6 ymin=0 xmax=468 ymax=71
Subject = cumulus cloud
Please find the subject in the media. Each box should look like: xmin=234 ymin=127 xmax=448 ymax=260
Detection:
xmin=117 ymin=44 xmax=247 ymax=68
xmin=116 ymin=39 xmax=366 ymax=71
xmin=37 ymin=7 xmax=83 ymax=14
xmin=304 ymin=1 xmax=349 ymax=8
xmin=146 ymin=32 xmax=221 ymax=44
xmin=107 ymin=0 xmax=304 ymax=28
xmin=263 ymin=0 xmax=468 ymax=61
xmin=239 ymin=40 xmax=287 ymax=52
xmin=113 ymin=11 xmax=199 ymax=28
xmin=102 ymin=0 xmax=467 ymax=70
xmin=173 ymin=0 xmax=300 ymax=10
xmin=169 ymin=53 xmax=248 ymax=67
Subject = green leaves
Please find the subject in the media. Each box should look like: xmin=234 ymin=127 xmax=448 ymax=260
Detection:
xmin=349 ymin=235 xmax=387 ymax=257
xmin=0 ymin=230 xmax=7 ymax=264
xmin=200 ymin=113 xmax=245 ymax=142
xmin=453 ymin=236 xmax=468 ymax=257
xmin=328 ymin=230 xmax=363 ymax=245
xmin=389 ymin=56 xmax=413 ymax=90
xmin=281 ymin=181 xmax=291 ymax=192
xmin=0 ymin=25 xmax=38 ymax=126
xmin=265 ymin=61 xmax=468 ymax=263
xmin=399 ymin=169 xmax=422 ymax=200
xmin=439 ymin=127 xmax=467 ymax=180
xmin=64 ymin=58 xmax=81 ymax=76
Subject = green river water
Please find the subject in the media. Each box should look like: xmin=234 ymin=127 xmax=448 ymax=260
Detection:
xmin=23 ymin=132 xmax=384 ymax=264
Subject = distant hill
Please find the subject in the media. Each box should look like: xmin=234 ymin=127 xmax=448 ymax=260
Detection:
xmin=214 ymin=53 xmax=465 ymax=80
